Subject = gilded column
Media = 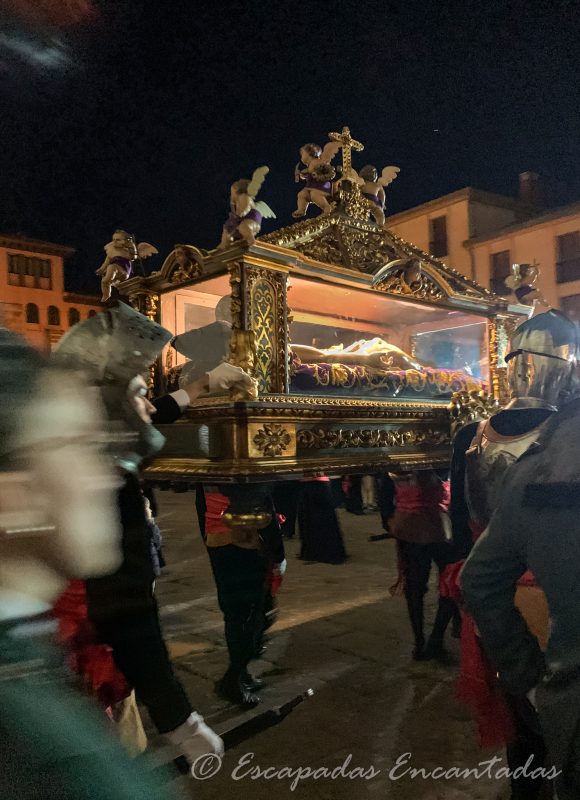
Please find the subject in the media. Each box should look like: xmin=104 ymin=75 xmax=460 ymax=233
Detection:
xmin=127 ymin=290 xmax=160 ymax=395
xmin=488 ymin=316 xmax=513 ymax=404
xmin=245 ymin=264 xmax=289 ymax=394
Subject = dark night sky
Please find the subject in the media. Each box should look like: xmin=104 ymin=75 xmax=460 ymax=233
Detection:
xmin=1 ymin=0 xmax=579 ymax=293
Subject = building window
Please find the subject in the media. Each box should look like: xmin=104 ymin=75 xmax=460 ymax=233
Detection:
xmin=25 ymin=303 xmax=39 ymax=324
xmin=68 ymin=307 xmax=80 ymax=326
xmin=47 ymin=305 xmax=60 ymax=326
xmin=561 ymin=294 xmax=580 ymax=324
xmin=7 ymin=254 xmax=52 ymax=289
xmin=87 ymin=309 xmax=97 ymax=318
xmin=556 ymin=232 xmax=580 ymax=283
xmin=490 ymin=250 xmax=512 ymax=296
xmin=429 ymin=216 xmax=448 ymax=258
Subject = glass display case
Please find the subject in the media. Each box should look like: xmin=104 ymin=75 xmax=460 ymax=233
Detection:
xmin=124 ymin=181 xmax=527 ymax=486
xmin=160 ymin=273 xmax=489 ymax=402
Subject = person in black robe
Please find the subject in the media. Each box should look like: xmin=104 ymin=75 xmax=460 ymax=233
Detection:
xmin=298 ymin=478 xmax=347 ymax=565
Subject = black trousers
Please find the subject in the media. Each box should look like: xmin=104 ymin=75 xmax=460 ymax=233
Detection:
xmin=208 ymin=545 xmax=267 ymax=680
xmin=345 ymin=476 xmax=364 ymax=514
xmin=506 ymin=695 xmax=547 ymax=799
xmin=272 ymin=481 xmax=301 ymax=539
xmin=398 ymin=539 xmax=456 ymax=647
xmin=88 ymin=593 xmax=192 ymax=734
xmin=298 ymin=481 xmax=347 ymax=565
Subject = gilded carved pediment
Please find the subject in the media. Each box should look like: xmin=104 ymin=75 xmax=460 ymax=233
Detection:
xmin=153 ymin=244 xmax=206 ymax=284
xmin=261 ymin=206 xmax=493 ymax=304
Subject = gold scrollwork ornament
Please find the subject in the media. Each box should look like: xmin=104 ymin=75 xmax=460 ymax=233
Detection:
xmin=448 ymin=389 xmax=500 ymax=436
xmin=296 ymin=426 xmax=448 ymax=450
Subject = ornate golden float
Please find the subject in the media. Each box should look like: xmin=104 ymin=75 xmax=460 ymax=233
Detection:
xmin=124 ymin=129 xmax=527 ymax=487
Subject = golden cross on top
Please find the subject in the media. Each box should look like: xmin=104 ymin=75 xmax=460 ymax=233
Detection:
xmin=328 ymin=126 xmax=364 ymax=175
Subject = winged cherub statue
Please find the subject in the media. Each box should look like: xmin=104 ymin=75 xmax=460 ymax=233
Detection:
xmin=217 ymin=166 xmax=276 ymax=250
xmin=357 ymin=165 xmax=400 ymax=226
xmin=505 ymin=262 xmax=549 ymax=309
xmin=292 ymin=140 xmax=342 ymax=218
xmin=96 ymin=229 xmax=158 ymax=302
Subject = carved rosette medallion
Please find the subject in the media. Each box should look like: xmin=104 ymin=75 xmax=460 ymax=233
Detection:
xmin=250 ymin=422 xmax=296 ymax=458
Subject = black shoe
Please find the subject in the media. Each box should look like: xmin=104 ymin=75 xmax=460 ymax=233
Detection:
xmin=422 ymin=638 xmax=452 ymax=664
xmin=215 ymin=676 xmax=261 ymax=708
xmin=242 ymin=672 xmax=264 ymax=692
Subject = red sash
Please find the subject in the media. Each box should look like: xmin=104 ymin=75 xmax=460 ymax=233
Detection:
xmin=439 ymin=521 xmax=538 ymax=747
xmin=53 ymin=581 xmax=129 ymax=709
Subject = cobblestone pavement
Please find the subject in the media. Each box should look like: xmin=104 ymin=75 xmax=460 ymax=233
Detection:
xmin=150 ymin=492 xmax=509 ymax=800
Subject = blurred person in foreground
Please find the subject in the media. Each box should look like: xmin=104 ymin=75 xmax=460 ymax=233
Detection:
xmin=0 ymin=326 xmax=176 ymax=799
xmin=52 ymin=304 xmax=254 ymax=766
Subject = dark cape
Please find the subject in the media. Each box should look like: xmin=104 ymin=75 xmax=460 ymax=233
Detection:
xmin=298 ymin=481 xmax=347 ymax=565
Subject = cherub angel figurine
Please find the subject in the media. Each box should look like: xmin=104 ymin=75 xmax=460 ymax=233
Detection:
xmin=292 ymin=141 xmax=341 ymax=218
xmin=358 ymin=165 xmax=400 ymax=226
xmin=96 ymin=229 xmax=158 ymax=302
xmin=217 ymin=166 xmax=276 ymax=250
xmin=505 ymin=262 xmax=549 ymax=308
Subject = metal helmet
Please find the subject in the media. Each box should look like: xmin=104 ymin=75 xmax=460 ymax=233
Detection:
xmin=505 ymin=309 xmax=577 ymax=410
xmin=53 ymin=303 xmax=172 ymax=472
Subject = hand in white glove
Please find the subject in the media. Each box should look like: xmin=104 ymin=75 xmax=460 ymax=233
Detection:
xmin=273 ymin=559 xmax=287 ymax=577
xmin=165 ymin=712 xmax=224 ymax=764
xmin=207 ymin=362 xmax=256 ymax=394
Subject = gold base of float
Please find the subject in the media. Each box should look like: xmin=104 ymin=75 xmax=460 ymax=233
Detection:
xmin=145 ymin=394 xmax=454 ymax=485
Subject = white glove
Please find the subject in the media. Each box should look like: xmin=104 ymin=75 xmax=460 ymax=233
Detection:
xmin=165 ymin=712 xmax=224 ymax=764
xmin=273 ymin=559 xmax=287 ymax=576
xmin=207 ymin=362 xmax=255 ymax=393
xmin=526 ymin=687 xmax=537 ymax=710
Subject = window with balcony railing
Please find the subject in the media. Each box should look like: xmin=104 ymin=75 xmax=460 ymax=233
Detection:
xmin=490 ymin=250 xmax=512 ymax=296
xmin=8 ymin=254 xmax=52 ymax=289
xmin=556 ymin=232 xmax=580 ymax=283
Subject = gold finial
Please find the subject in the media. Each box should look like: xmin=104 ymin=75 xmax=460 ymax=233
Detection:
xmin=328 ymin=126 xmax=364 ymax=175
